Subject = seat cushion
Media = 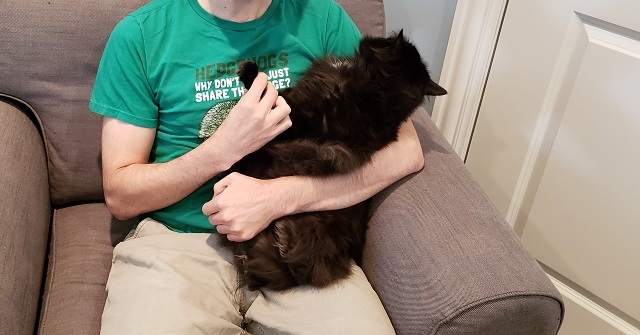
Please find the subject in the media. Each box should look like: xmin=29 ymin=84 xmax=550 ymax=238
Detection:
xmin=38 ymin=203 xmax=134 ymax=335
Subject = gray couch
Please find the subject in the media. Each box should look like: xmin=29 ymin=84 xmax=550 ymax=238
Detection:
xmin=0 ymin=0 xmax=564 ymax=334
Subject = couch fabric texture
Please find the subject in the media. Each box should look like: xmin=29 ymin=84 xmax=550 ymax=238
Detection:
xmin=0 ymin=0 xmax=563 ymax=334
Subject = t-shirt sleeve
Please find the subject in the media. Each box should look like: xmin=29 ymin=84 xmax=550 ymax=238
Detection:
xmin=324 ymin=2 xmax=362 ymax=57
xmin=89 ymin=16 xmax=158 ymax=128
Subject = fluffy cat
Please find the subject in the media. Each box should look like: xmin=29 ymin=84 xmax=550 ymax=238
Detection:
xmin=227 ymin=30 xmax=447 ymax=291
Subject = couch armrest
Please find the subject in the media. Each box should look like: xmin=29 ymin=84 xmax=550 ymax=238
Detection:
xmin=0 ymin=98 xmax=51 ymax=335
xmin=363 ymin=108 xmax=563 ymax=335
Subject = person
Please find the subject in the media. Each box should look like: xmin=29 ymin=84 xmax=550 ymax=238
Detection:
xmin=90 ymin=0 xmax=424 ymax=333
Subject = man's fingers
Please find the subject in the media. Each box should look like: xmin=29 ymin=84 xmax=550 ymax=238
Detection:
xmin=266 ymin=96 xmax=291 ymax=126
xmin=216 ymin=224 xmax=229 ymax=235
xmin=274 ymin=115 xmax=293 ymax=134
xmin=242 ymin=72 xmax=269 ymax=101
xmin=273 ymin=96 xmax=290 ymax=114
xmin=214 ymin=172 xmax=236 ymax=196
xmin=213 ymin=181 xmax=227 ymax=197
xmin=202 ymin=199 xmax=219 ymax=216
xmin=205 ymin=177 xmax=233 ymax=215
xmin=258 ymin=82 xmax=279 ymax=109
xmin=215 ymin=224 xmax=245 ymax=242
xmin=226 ymin=234 xmax=245 ymax=242
xmin=205 ymin=177 xmax=232 ymax=216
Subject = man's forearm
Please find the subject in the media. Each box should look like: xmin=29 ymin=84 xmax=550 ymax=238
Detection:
xmin=104 ymin=142 xmax=231 ymax=220
xmin=285 ymin=120 xmax=424 ymax=215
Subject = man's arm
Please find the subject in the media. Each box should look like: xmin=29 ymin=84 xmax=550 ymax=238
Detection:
xmin=102 ymin=73 xmax=291 ymax=220
xmin=101 ymin=118 xmax=227 ymax=220
xmin=203 ymin=119 xmax=424 ymax=242
xmin=293 ymin=119 xmax=424 ymax=212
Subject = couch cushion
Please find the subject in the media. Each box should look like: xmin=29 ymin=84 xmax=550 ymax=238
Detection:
xmin=38 ymin=203 xmax=134 ymax=335
xmin=0 ymin=100 xmax=51 ymax=335
xmin=0 ymin=0 xmax=149 ymax=206
xmin=338 ymin=0 xmax=385 ymax=37
xmin=0 ymin=0 xmax=384 ymax=207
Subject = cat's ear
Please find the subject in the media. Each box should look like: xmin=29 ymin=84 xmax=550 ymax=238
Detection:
xmin=391 ymin=29 xmax=405 ymax=50
xmin=426 ymin=78 xmax=448 ymax=96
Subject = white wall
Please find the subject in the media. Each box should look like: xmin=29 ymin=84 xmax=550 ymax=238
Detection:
xmin=384 ymin=0 xmax=457 ymax=113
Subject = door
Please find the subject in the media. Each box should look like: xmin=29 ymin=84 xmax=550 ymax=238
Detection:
xmin=464 ymin=1 xmax=640 ymax=334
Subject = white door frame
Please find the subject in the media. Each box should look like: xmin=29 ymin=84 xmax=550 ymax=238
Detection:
xmin=431 ymin=0 xmax=508 ymax=161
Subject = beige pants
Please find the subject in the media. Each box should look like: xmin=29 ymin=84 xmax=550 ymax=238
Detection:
xmin=100 ymin=218 xmax=396 ymax=335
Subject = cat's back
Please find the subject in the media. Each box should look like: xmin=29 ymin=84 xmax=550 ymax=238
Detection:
xmin=286 ymin=54 xmax=379 ymax=115
xmin=281 ymin=54 xmax=391 ymax=146
xmin=294 ymin=55 xmax=360 ymax=92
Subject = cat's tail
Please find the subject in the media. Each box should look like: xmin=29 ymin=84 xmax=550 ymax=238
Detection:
xmin=238 ymin=61 xmax=260 ymax=90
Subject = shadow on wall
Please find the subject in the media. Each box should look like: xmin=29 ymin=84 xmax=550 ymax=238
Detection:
xmin=384 ymin=0 xmax=457 ymax=115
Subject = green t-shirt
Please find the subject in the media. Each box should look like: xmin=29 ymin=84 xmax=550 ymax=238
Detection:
xmin=90 ymin=0 xmax=362 ymax=232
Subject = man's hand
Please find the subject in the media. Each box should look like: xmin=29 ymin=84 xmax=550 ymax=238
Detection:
xmin=208 ymin=72 xmax=292 ymax=167
xmin=202 ymin=173 xmax=295 ymax=242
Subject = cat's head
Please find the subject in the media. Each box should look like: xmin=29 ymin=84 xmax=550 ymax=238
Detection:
xmin=358 ymin=30 xmax=447 ymax=101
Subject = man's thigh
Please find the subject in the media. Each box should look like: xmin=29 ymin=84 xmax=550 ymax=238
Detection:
xmin=100 ymin=218 xmax=247 ymax=335
xmin=245 ymin=264 xmax=396 ymax=335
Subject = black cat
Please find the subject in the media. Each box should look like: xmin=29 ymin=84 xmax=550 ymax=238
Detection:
xmin=228 ymin=30 xmax=447 ymax=291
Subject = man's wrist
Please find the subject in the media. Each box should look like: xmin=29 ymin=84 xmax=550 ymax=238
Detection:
xmin=203 ymin=132 xmax=245 ymax=172
xmin=274 ymin=175 xmax=314 ymax=217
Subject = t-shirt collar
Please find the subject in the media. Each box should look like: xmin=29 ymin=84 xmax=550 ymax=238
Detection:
xmin=188 ymin=0 xmax=280 ymax=31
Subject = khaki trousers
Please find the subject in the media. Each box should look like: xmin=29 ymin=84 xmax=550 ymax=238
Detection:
xmin=100 ymin=218 xmax=396 ymax=335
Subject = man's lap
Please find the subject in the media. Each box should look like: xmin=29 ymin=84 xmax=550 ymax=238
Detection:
xmin=100 ymin=218 xmax=395 ymax=335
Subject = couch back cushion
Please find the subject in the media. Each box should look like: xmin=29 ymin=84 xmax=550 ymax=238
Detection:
xmin=0 ymin=0 xmax=384 ymax=207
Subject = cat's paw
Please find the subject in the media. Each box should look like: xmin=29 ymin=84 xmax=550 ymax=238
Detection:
xmin=238 ymin=61 xmax=260 ymax=89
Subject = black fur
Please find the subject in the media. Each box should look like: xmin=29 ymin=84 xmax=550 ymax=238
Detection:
xmin=227 ymin=31 xmax=446 ymax=291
